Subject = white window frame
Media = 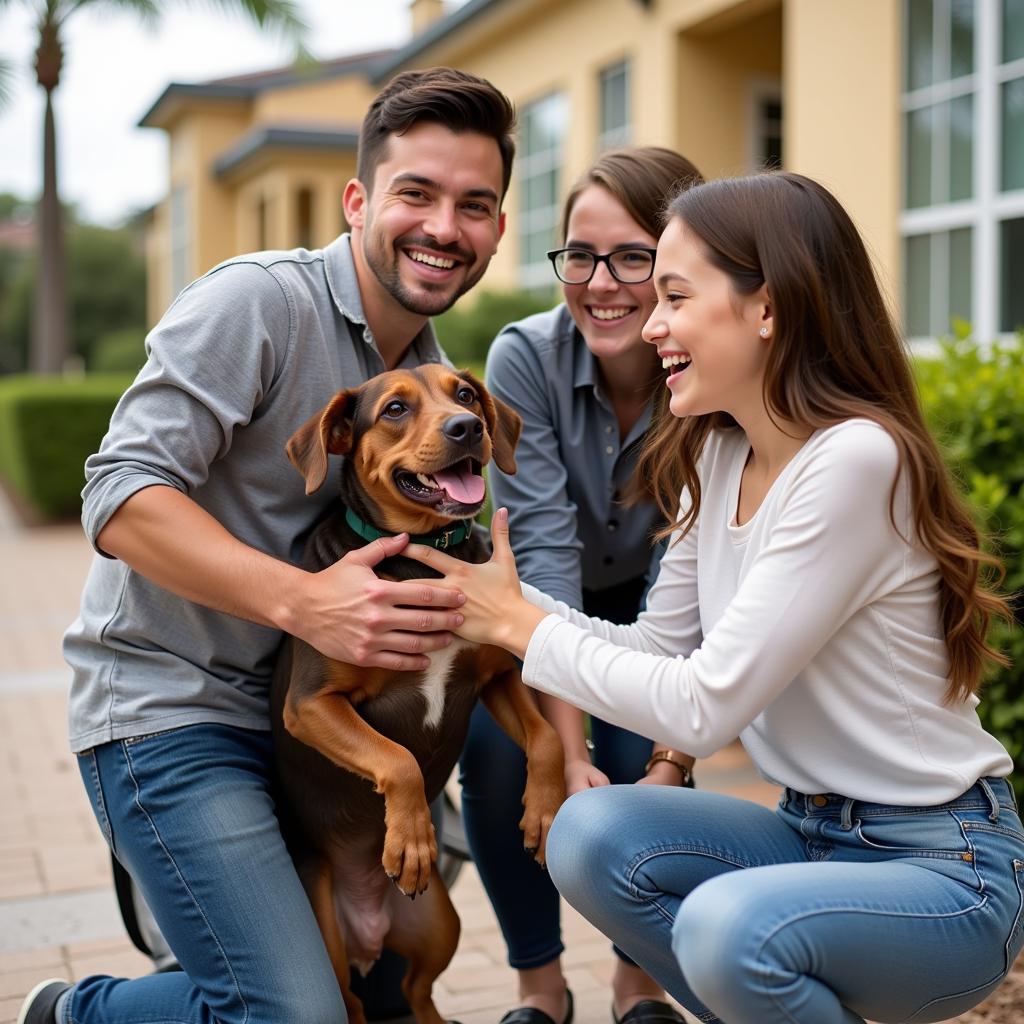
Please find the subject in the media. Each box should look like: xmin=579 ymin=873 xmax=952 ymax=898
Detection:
xmin=901 ymin=0 xmax=1024 ymax=343
xmin=597 ymin=59 xmax=631 ymax=152
xmin=518 ymin=92 xmax=567 ymax=290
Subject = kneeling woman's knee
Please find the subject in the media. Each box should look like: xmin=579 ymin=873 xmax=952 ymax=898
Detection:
xmin=672 ymin=875 xmax=754 ymax=1008
xmin=546 ymin=787 xmax=627 ymax=907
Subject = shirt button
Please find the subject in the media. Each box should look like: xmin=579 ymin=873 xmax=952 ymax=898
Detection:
xmin=812 ymin=795 xmax=828 ymax=807
xmin=607 ymin=519 xmax=619 ymax=532
xmin=605 ymin=445 xmax=614 ymax=455
xmin=602 ymin=556 xmax=614 ymax=566
xmin=605 ymin=425 xmax=614 ymax=434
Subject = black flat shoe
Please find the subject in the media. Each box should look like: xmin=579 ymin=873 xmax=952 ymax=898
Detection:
xmin=612 ymin=999 xmax=685 ymax=1024
xmin=499 ymin=988 xmax=574 ymax=1024
xmin=17 ymin=979 xmax=71 ymax=1024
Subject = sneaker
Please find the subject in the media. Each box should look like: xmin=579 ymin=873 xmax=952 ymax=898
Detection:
xmin=17 ymin=978 xmax=70 ymax=1024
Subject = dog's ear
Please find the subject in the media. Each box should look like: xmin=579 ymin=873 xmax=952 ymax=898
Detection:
xmin=462 ymin=370 xmax=522 ymax=475
xmin=286 ymin=389 xmax=358 ymax=495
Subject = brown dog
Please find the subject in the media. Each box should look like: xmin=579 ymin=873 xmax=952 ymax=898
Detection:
xmin=270 ymin=364 xmax=565 ymax=1024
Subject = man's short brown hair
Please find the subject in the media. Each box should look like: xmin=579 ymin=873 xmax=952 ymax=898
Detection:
xmin=357 ymin=67 xmax=516 ymax=199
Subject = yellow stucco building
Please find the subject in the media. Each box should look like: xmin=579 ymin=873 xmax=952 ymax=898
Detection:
xmin=141 ymin=0 xmax=1024 ymax=343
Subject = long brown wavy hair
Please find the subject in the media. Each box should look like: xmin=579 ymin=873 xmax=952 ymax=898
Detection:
xmin=635 ymin=172 xmax=1009 ymax=703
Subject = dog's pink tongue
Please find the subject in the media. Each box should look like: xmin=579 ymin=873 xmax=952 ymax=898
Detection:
xmin=433 ymin=464 xmax=485 ymax=505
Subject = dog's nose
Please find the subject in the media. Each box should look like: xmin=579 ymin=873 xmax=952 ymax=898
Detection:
xmin=443 ymin=413 xmax=484 ymax=447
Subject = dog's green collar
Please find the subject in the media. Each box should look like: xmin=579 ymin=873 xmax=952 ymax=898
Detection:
xmin=344 ymin=506 xmax=472 ymax=550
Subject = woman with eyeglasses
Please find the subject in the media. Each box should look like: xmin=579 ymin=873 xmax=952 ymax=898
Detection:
xmin=459 ymin=147 xmax=703 ymax=1024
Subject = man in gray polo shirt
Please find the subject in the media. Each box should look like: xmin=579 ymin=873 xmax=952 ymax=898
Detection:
xmin=20 ymin=69 xmax=514 ymax=1024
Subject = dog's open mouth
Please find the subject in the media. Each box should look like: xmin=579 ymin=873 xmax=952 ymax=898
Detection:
xmin=394 ymin=458 xmax=485 ymax=513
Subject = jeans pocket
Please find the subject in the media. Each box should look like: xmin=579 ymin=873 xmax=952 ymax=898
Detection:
xmin=1004 ymin=860 xmax=1024 ymax=976
xmin=78 ymin=749 xmax=114 ymax=851
xmin=852 ymin=819 xmax=970 ymax=860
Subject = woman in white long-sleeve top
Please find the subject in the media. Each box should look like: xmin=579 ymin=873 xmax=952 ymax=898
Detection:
xmin=409 ymin=172 xmax=1022 ymax=1024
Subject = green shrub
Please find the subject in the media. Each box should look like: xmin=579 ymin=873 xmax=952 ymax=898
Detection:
xmin=914 ymin=336 xmax=1024 ymax=800
xmin=433 ymin=288 xmax=556 ymax=366
xmin=91 ymin=327 xmax=147 ymax=373
xmin=0 ymin=373 xmax=132 ymax=521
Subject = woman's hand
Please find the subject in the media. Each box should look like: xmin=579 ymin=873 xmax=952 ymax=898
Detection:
xmin=405 ymin=508 xmax=548 ymax=658
xmin=565 ymin=758 xmax=611 ymax=797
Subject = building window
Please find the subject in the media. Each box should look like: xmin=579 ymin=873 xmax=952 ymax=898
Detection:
xmin=598 ymin=60 xmax=631 ymax=151
xmin=170 ymin=185 xmax=190 ymax=298
xmin=749 ymin=86 xmax=783 ymax=170
xmin=901 ymin=0 xmax=1024 ymax=340
xmin=518 ymin=92 xmax=567 ymax=289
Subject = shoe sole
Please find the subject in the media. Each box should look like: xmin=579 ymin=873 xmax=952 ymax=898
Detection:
xmin=17 ymin=978 xmax=67 ymax=1024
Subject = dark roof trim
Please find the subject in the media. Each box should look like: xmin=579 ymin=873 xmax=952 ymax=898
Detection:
xmin=213 ymin=127 xmax=360 ymax=177
xmin=139 ymin=48 xmax=394 ymax=129
xmin=372 ymin=0 xmax=508 ymax=81
xmin=139 ymin=83 xmax=253 ymax=127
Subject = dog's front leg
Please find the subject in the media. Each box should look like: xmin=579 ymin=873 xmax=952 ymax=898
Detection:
xmin=284 ymin=689 xmax=437 ymax=896
xmin=479 ymin=666 xmax=565 ymax=865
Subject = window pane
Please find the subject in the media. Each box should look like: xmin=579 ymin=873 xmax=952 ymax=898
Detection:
xmin=948 ymin=227 xmax=973 ymax=329
xmin=904 ymin=234 xmax=931 ymax=336
xmin=950 ymin=93 xmax=974 ymax=200
xmin=906 ymin=0 xmax=934 ymax=90
xmin=1002 ymin=77 xmax=1024 ymax=191
xmin=600 ymin=62 xmax=629 ymax=137
xmin=1000 ymin=217 xmax=1024 ymax=331
xmin=950 ymin=0 xmax=975 ymax=78
xmin=905 ymin=106 xmax=934 ymax=208
xmin=1005 ymin=0 xmax=1024 ymax=63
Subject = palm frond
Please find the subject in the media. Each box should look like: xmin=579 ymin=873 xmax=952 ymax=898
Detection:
xmin=0 ymin=57 xmax=13 ymax=110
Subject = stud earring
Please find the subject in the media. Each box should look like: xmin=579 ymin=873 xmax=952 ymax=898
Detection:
xmin=759 ymin=326 xmax=769 ymax=337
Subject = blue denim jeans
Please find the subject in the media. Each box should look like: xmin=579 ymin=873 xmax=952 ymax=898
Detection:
xmin=546 ymin=777 xmax=1024 ymax=1024
xmin=72 ymin=723 xmax=348 ymax=1024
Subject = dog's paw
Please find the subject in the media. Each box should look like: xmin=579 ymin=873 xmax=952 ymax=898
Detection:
xmin=382 ymin=796 xmax=438 ymax=896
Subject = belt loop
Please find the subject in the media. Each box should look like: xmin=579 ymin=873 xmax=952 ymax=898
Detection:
xmin=780 ymin=789 xmax=790 ymax=810
xmin=978 ymin=777 xmax=1000 ymax=822
xmin=840 ymin=797 xmax=855 ymax=831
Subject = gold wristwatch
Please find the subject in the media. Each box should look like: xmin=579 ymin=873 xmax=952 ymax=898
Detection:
xmin=644 ymin=750 xmax=692 ymax=786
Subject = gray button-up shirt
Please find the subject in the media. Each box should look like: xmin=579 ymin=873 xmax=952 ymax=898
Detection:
xmin=64 ymin=235 xmax=443 ymax=752
xmin=485 ymin=304 xmax=663 ymax=610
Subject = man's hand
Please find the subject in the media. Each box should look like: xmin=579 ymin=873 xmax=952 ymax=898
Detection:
xmin=97 ymin=486 xmax=465 ymax=673
xmin=288 ymin=532 xmax=467 ymax=671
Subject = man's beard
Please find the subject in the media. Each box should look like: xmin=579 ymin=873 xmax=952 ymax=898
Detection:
xmin=362 ymin=227 xmax=489 ymax=317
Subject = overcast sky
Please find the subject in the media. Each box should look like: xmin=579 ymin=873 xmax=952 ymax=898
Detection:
xmin=0 ymin=0 xmax=451 ymax=225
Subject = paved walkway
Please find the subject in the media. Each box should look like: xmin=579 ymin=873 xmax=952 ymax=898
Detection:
xmin=0 ymin=490 xmax=985 ymax=1024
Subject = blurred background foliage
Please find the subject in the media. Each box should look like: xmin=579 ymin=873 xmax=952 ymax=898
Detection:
xmin=915 ymin=334 xmax=1024 ymax=803
xmin=0 ymin=192 xmax=147 ymax=375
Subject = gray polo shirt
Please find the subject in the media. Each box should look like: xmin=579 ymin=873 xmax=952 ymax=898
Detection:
xmin=484 ymin=304 xmax=663 ymax=611
xmin=63 ymin=235 xmax=444 ymax=753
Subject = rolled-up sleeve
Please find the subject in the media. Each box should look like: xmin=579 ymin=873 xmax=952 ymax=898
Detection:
xmin=81 ymin=261 xmax=293 ymax=551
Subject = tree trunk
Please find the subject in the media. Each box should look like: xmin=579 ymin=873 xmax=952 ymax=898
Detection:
xmin=32 ymin=86 xmax=69 ymax=375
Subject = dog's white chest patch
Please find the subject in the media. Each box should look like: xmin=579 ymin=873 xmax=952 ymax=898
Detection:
xmin=419 ymin=640 xmax=468 ymax=730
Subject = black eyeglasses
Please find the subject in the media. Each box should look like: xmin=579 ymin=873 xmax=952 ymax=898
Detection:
xmin=547 ymin=246 xmax=658 ymax=285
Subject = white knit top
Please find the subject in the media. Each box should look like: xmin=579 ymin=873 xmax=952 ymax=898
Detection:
xmin=521 ymin=419 xmax=1012 ymax=805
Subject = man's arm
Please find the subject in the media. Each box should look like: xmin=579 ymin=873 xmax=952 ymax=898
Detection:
xmin=98 ymin=485 xmax=466 ymax=671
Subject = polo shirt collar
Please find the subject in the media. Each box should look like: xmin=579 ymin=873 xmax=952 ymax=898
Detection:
xmin=323 ymin=233 xmax=445 ymax=365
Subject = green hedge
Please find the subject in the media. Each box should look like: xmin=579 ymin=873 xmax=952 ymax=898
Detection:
xmin=433 ymin=288 xmax=556 ymax=365
xmin=914 ymin=336 xmax=1024 ymax=801
xmin=0 ymin=374 xmax=132 ymax=521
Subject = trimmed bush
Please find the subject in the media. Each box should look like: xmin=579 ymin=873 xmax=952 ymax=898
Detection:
xmin=915 ymin=336 xmax=1024 ymax=801
xmin=0 ymin=373 xmax=132 ymax=522
xmin=433 ymin=288 xmax=556 ymax=365
xmin=91 ymin=327 xmax=147 ymax=374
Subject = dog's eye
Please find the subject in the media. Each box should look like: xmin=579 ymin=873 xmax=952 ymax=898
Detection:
xmin=381 ymin=400 xmax=407 ymax=419
xmin=456 ymin=386 xmax=476 ymax=405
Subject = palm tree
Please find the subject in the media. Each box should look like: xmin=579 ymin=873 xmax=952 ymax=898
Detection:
xmin=1 ymin=0 xmax=307 ymax=375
